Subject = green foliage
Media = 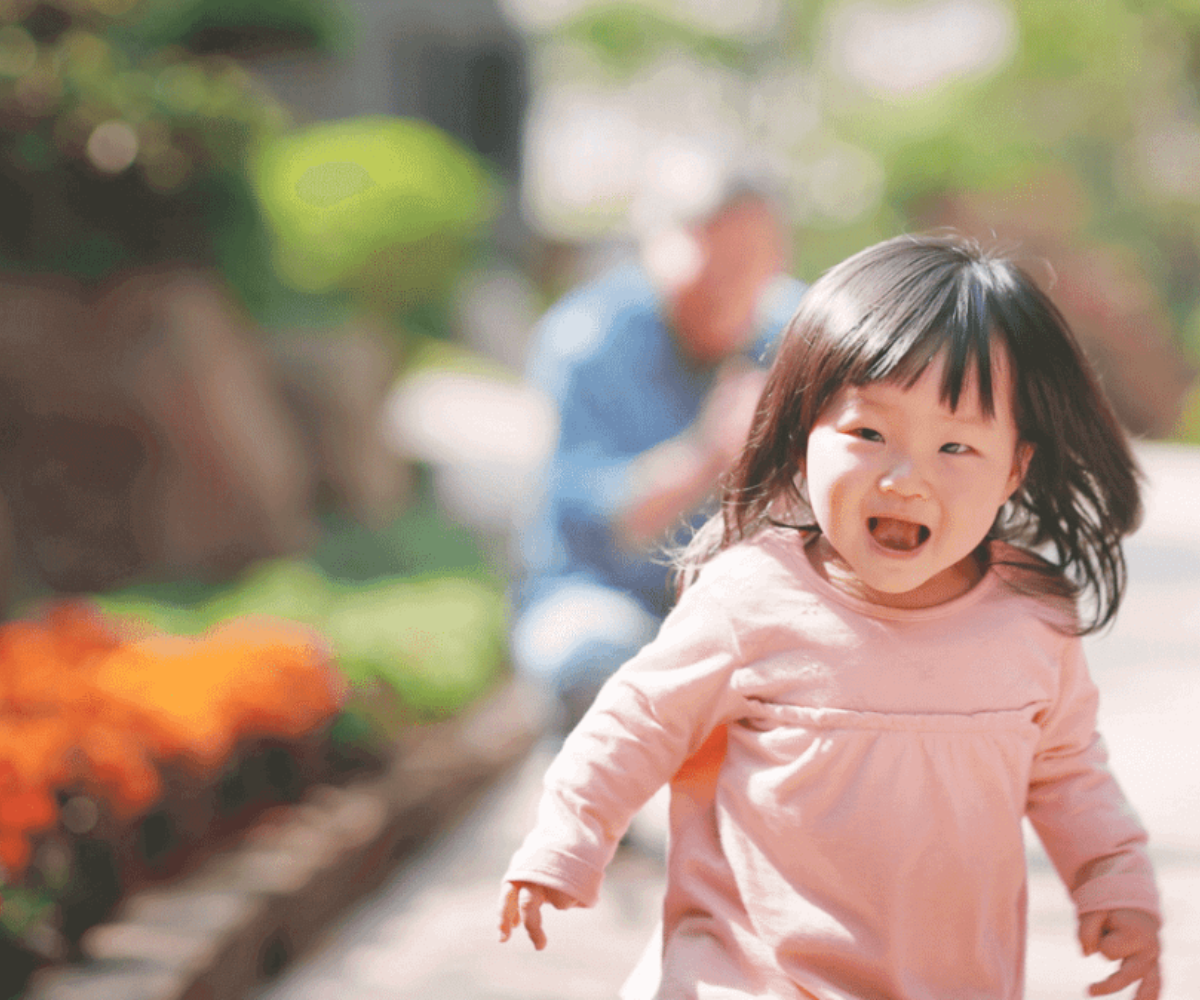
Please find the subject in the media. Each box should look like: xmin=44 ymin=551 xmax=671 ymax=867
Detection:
xmin=126 ymin=0 xmax=356 ymax=57
xmin=0 ymin=885 xmax=54 ymax=940
xmin=556 ymin=3 xmax=755 ymax=75
xmin=1016 ymin=0 xmax=1144 ymax=82
xmin=0 ymin=1 xmax=288 ymax=279
xmin=0 ymin=1 xmax=485 ymax=332
xmin=250 ymin=115 xmax=500 ymax=314
xmin=324 ymin=575 xmax=507 ymax=719
xmin=98 ymin=559 xmax=509 ymax=720
xmin=95 ymin=490 xmax=508 ymax=722
xmin=804 ymin=4 xmax=1200 ymax=305
xmin=801 ymin=1 xmax=1163 ymax=254
xmin=193 ymin=165 xmax=353 ymax=328
xmin=309 ymin=504 xmax=492 ymax=584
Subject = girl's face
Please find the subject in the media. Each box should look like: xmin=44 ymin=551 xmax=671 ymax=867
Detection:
xmin=801 ymin=346 xmax=1032 ymax=609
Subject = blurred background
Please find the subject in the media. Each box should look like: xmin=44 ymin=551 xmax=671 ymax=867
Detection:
xmin=1 ymin=0 xmax=1199 ymax=994
xmin=4 ymin=0 xmax=1200 ymax=617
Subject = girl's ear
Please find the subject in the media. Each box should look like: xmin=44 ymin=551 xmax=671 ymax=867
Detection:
xmin=1007 ymin=441 xmax=1035 ymax=497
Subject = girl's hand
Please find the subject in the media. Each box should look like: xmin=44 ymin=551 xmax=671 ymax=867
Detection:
xmin=1078 ymin=908 xmax=1162 ymax=999
xmin=498 ymin=880 xmax=579 ymax=950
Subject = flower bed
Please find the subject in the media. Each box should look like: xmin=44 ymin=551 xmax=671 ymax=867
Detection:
xmin=0 ymin=577 xmax=512 ymax=999
xmin=19 ymin=674 xmax=541 ymax=1000
xmin=0 ymin=601 xmax=348 ymax=991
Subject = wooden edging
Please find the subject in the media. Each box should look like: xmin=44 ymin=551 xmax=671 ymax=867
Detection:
xmin=22 ymin=676 xmax=546 ymax=1000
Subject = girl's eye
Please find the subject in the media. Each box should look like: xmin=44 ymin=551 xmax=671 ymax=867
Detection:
xmin=854 ymin=428 xmax=884 ymax=443
xmin=940 ymin=442 xmax=971 ymax=454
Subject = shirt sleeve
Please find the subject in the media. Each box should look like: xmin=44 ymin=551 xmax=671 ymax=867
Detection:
xmin=503 ymin=576 xmax=746 ymax=907
xmin=1026 ymin=637 xmax=1161 ymax=921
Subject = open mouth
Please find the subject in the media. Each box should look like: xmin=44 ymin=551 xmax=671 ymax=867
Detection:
xmin=868 ymin=516 xmax=930 ymax=552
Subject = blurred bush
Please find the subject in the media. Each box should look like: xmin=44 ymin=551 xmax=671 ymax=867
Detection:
xmin=97 ymin=562 xmax=508 ymax=724
xmin=251 ymin=115 xmax=499 ymax=320
xmin=127 ymin=0 xmax=356 ymax=57
xmin=92 ymin=468 xmax=509 ymax=724
xmin=0 ymin=0 xmax=288 ymax=282
xmin=0 ymin=0 xmax=496 ymax=330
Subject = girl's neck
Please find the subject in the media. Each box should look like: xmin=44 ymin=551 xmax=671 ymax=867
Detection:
xmin=804 ymin=534 xmax=986 ymax=610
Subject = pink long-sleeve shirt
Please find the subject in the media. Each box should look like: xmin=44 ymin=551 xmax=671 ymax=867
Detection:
xmin=504 ymin=527 xmax=1160 ymax=999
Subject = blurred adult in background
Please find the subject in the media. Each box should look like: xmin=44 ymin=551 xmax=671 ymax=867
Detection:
xmin=511 ymin=181 xmax=806 ymax=732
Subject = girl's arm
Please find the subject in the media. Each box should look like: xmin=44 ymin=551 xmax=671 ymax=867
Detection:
xmin=1026 ymin=638 xmax=1161 ymax=994
xmin=500 ymin=570 xmax=747 ymax=934
xmin=1027 ymin=638 xmax=1159 ymax=912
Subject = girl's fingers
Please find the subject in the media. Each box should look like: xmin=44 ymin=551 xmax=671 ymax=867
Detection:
xmin=1078 ymin=911 xmax=1106 ymax=956
xmin=1088 ymin=953 xmax=1160 ymax=998
xmin=499 ymin=881 xmax=572 ymax=948
xmin=1133 ymin=964 xmax=1162 ymax=1000
xmin=1097 ymin=923 xmax=1153 ymax=960
xmin=518 ymin=884 xmax=548 ymax=950
xmin=498 ymin=883 xmax=521 ymax=942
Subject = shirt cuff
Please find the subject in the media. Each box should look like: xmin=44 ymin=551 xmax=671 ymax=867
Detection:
xmin=1072 ymin=871 xmax=1162 ymax=923
xmin=504 ymin=849 xmax=606 ymax=909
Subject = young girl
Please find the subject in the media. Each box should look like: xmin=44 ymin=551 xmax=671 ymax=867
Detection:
xmin=498 ymin=234 xmax=1162 ymax=999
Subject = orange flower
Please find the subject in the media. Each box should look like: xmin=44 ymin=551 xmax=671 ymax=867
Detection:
xmin=0 ymin=761 xmax=58 ymax=878
xmin=76 ymin=725 xmax=161 ymax=819
xmin=0 ymin=599 xmax=348 ymax=875
xmin=0 ymin=783 xmax=57 ymax=833
xmin=207 ymin=618 xmax=344 ymax=739
xmin=0 ymin=829 xmax=30 ymax=876
xmin=0 ymin=718 xmax=73 ymax=790
xmin=88 ymin=638 xmax=238 ymax=778
xmin=0 ymin=621 xmax=66 ymax=714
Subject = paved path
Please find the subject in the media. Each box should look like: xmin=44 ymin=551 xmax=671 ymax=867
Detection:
xmin=253 ymin=442 xmax=1200 ymax=999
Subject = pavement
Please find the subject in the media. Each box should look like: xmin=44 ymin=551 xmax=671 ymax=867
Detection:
xmin=252 ymin=441 xmax=1200 ymax=1000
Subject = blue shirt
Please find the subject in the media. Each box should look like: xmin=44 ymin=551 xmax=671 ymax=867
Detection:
xmin=516 ymin=261 xmax=805 ymax=614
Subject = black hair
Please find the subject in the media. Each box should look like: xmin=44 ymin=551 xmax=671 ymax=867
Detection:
xmin=676 ymin=233 xmax=1142 ymax=634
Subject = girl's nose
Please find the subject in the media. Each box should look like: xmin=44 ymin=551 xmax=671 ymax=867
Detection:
xmin=878 ymin=458 xmax=930 ymax=499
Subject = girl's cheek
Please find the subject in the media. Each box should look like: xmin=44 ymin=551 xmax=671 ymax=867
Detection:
xmin=832 ymin=447 xmax=874 ymax=479
xmin=810 ymin=431 xmax=855 ymax=466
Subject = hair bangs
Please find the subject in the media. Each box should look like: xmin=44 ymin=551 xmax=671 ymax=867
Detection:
xmin=851 ymin=259 xmax=999 ymax=416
